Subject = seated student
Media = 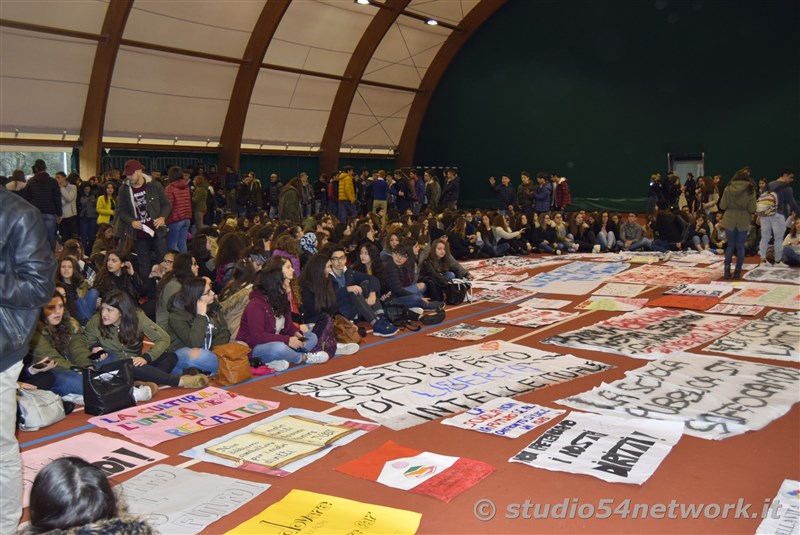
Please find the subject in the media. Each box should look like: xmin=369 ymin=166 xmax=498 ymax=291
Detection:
xmin=218 ymin=259 xmax=260 ymax=338
xmin=299 ymin=253 xmax=340 ymax=324
xmin=592 ymin=211 xmax=618 ymax=252
xmin=61 ymin=238 xmax=97 ymax=286
xmin=27 ymin=456 xmax=156 ymax=534
xmin=685 ymin=213 xmax=712 ymax=251
xmin=56 ymin=256 xmax=99 ymax=325
xmin=619 ymin=213 xmax=653 ymax=251
xmin=165 ymin=277 xmax=231 ymax=375
xmin=23 ymin=292 xmax=91 ymax=398
xmin=446 ymin=216 xmax=480 ymax=259
xmin=327 ymin=245 xmax=398 ymax=337
xmin=552 ymin=212 xmax=578 ymax=253
xmin=155 ymin=252 xmax=198 ymax=324
xmin=237 ymin=263 xmax=329 ymax=371
xmin=711 ymin=212 xmax=728 ymax=253
xmin=90 ymin=222 xmax=117 ymax=256
xmin=93 ymin=251 xmax=154 ymax=319
xmin=419 ymin=238 xmax=472 ymax=297
xmin=511 ymin=213 xmax=535 ymax=252
xmin=569 ymin=212 xmax=597 ymax=252
xmin=350 ymin=243 xmax=386 ymax=293
xmin=477 ymin=213 xmax=510 ymax=257
xmin=782 ymin=217 xmax=800 ymax=266
xmin=84 ymin=290 xmax=208 ymax=390
xmin=381 ymin=244 xmax=444 ymax=311
xmin=492 ymin=213 xmax=529 ymax=255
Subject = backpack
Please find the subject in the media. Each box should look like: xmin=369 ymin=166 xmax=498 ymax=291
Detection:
xmin=445 ymin=279 xmax=472 ymax=305
xmin=383 ymin=299 xmax=421 ymax=331
xmin=756 ymin=183 xmax=789 ymax=217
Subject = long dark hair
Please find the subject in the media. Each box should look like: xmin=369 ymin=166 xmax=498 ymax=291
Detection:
xmin=171 ymin=277 xmax=207 ymax=315
xmin=157 ymin=252 xmax=195 ymax=296
xmin=56 ymin=255 xmax=85 ymax=286
xmin=216 ymin=232 xmax=247 ymax=269
xmin=300 ymin=253 xmax=336 ymax=314
xmin=98 ymin=290 xmax=140 ymax=346
xmin=28 ymin=457 xmax=118 ymax=534
xmin=427 ymin=238 xmax=452 ymax=273
xmin=40 ymin=292 xmax=73 ymax=354
xmin=219 ymin=259 xmax=258 ymax=302
xmin=352 ymin=242 xmax=383 ymax=282
xmin=256 ymin=264 xmax=290 ymax=316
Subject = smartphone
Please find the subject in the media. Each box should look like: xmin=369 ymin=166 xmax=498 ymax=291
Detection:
xmin=298 ymin=336 xmax=308 ymax=342
xmin=32 ymin=359 xmax=50 ymax=370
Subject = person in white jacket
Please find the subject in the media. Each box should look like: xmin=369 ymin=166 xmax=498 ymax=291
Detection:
xmin=56 ymin=171 xmax=78 ymax=244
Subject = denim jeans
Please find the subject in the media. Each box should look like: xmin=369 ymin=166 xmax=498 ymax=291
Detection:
xmin=41 ymin=213 xmax=57 ymax=251
xmin=251 ymin=333 xmax=319 ymax=364
xmin=596 ymin=231 xmax=616 ymax=251
xmin=725 ymin=227 xmax=748 ymax=271
xmin=74 ymin=287 xmax=99 ymax=324
xmin=79 ymin=216 xmax=97 ymax=253
xmin=50 ymin=369 xmax=84 ymax=396
xmin=783 ymin=247 xmax=800 ymax=266
xmin=759 ymin=213 xmax=787 ymax=261
xmin=1 ymin=361 xmax=23 ymax=534
xmin=692 ymin=235 xmax=710 ymax=249
xmin=172 ymin=347 xmax=219 ymax=375
xmin=167 ymin=219 xmax=190 ymax=252
xmin=100 ymin=351 xmax=180 ymax=387
xmin=624 ymin=238 xmax=652 ymax=251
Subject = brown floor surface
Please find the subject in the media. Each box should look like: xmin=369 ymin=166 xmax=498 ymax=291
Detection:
xmin=18 ymin=256 xmax=800 ymax=534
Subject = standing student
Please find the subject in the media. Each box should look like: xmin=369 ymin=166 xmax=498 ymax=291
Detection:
xmin=719 ymin=167 xmax=757 ymax=279
xmin=759 ymin=169 xmax=799 ymax=265
xmin=165 ymin=166 xmax=192 ymax=252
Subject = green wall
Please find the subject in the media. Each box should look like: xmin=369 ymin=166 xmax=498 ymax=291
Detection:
xmin=415 ymin=0 xmax=800 ymax=210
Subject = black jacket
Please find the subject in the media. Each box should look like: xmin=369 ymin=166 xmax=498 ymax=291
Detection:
xmin=23 ymin=171 xmax=62 ymax=216
xmin=0 ymin=188 xmax=57 ymax=372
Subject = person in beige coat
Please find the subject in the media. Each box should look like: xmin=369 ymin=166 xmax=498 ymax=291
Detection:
xmin=719 ymin=167 xmax=757 ymax=279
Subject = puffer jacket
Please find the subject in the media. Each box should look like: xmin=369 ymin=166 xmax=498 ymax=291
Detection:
xmin=165 ymin=179 xmax=192 ymax=223
xmin=0 ymin=188 xmax=57 ymax=372
xmin=26 ymin=515 xmax=157 ymax=535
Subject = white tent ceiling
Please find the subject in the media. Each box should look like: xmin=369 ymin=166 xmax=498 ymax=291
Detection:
xmin=0 ymin=0 xmax=487 ymax=156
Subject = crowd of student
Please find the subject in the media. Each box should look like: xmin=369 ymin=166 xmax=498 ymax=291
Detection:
xmin=2 ymin=158 xmax=798 ymax=534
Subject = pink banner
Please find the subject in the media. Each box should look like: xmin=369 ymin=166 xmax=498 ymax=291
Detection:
xmin=22 ymin=432 xmax=166 ymax=507
xmin=89 ymin=387 xmax=279 ymax=446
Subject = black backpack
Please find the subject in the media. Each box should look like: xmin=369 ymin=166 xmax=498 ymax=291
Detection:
xmin=383 ymin=299 xmax=422 ymax=331
xmin=445 ymin=279 xmax=471 ymax=305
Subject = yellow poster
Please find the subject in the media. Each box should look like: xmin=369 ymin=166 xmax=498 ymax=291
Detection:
xmin=226 ymin=489 xmax=422 ymax=535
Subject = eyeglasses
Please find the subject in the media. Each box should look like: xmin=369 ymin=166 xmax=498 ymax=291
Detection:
xmin=331 ymin=255 xmax=347 ymax=262
xmin=162 ymin=259 xmax=174 ymax=265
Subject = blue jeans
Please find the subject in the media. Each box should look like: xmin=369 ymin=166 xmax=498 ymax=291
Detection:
xmin=41 ymin=213 xmax=57 ymax=251
xmin=759 ymin=213 xmax=787 ymax=261
xmin=167 ymin=219 xmax=190 ymax=252
xmin=172 ymin=347 xmax=219 ymax=375
xmin=394 ymin=294 xmax=439 ymax=310
xmin=624 ymin=238 xmax=652 ymax=251
xmin=338 ymin=201 xmax=356 ymax=223
xmin=692 ymin=235 xmax=710 ymax=249
xmin=783 ymin=247 xmax=800 ymax=266
xmin=725 ymin=227 xmax=748 ymax=271
xmin=597 ymin=231 xmax=616 ymax=251
xmin=251 ymin=333 xmax=319 ymax=364
xmin=50 ymin=370 xmax=83 ymax=396
xmin=74 ymin=287 xmax=99 ymax=324
xmin=79 ymin=216 xmax=97 ymax=253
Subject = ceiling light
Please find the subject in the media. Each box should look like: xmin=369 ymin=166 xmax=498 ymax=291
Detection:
xmin=426 ymin=18 xmax=438 ymax=25
xmin=355 ymin=0 xmax=370 ymax=4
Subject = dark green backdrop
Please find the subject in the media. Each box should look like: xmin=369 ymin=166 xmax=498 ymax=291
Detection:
xmin=414 ymin=0 xmax=800 ymax=211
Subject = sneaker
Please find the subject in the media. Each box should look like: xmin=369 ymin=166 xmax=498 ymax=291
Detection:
xmin=133 ymin=385 xmax=153 ymax=402
xmin=62 ymin=401 xmax=75 ymax=415
xmin=426 ymin=301 xmax=445 ymax=312
xmin=776 ymin=260 xmax=788 ymax=267
xmin=304 ymin=351 xmax=330 ymax=364
xmin=373 ymin=317 xmax=399 ymax=337
xmin=592 ymin=244 xmax=601 ymax=254
xmin=61 ymin=393 xmax=85 ymax=406
xmin=555 ymin=249 xmax=562 ymax=255
xmin=178 ymin=374 xmax=210 ymax=389
xmin=134 ymin=381 xmax=158 ymax=400
xmin=266 ymin=360 xmax=290 ymax=372
xmin=336 ymin=343 xmax=360 ymax=356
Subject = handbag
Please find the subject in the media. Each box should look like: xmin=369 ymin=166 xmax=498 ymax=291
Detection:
xmin=83 ymin=360 xmax=136 ymax=416
xmin=212 ymin=342 xmax=252 ymax=386
xmin=17 ymin=388 xmax=66 ymax=431
xmin=333 ymin=314 xmax=363 ymax=345
xmin=383 ymin=299 xmax=422 ymax=331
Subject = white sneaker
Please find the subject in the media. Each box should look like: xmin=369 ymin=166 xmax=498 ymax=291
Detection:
xmin=267 ymin=360 xmax=290 ymax=371
xmin=592 ymin=244 xmax=601 ymax=254
xmin=304 ymin=351 xmax=330 ymax=364
xmin=133 ymin=385 xmax=153 ymax=402
xmin=61 ymin=393 xmax=85 ymax=405
xmin=776 ymin=260 xmax=788 ymax=267
xmin=336 ymin=343 xmax=360 ymax=356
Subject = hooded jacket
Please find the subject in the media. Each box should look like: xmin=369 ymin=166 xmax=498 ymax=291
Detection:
xmin=166 ymin=178 xmax=192 ymax=223
xmin=719 ymin=180 xmax=757 ymax=232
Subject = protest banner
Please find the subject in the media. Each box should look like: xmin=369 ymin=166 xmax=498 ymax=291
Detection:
xmin=481 ymin=308 xmax=579 ymax=328
xmin=721 ymin=281 xmax=800 ymax=309
xmin=743 ymin=265 xmax=800 ymax=284
xmin=182 ymin=408 xmax=378 ymax=477
xmin=516 ymin=297 xmax=573 ymax=309
xmin=704 ymin=310 xmax=800 ymax=363
xmin=21 ymin=432 xmax=166 ymax=507
xmin=510 ymin=412 xmax=683 ymax=485
xmin=705 ymin=303 xmax=764 ymax=316
xmin=543 ymin=307 xmax=748 ymax=359
xmin=609 ymin=264 xmax=721 ymax=286
xmin=226 ymin=489 xmax=422 ymax=535
xmin=428 ymin=323 xmax=505 ymax=341
xmin=574 ymin=296 xmax=648 ymax=311
xmin=592 ymin=283 xmax=649 ymax=297
xmin=664 ymin=283 xmax=733 ymax=298
xmin=118 ymin=465 xmax=269 ymax=534
xmin=755 ymin=479 xmax=800 ymax=535
xmin=441 ymin=397 xmax=564 ymax=438
xmin=515 ymin=261 xmax=630 ymax=295
xmin=89 ymin=387 xmax=279 ymax=446
xmin=646 ymin=294 xmax=720 ymax=311
xmin=558 ymin=352 xmax=800 ymax=440
xmin=336 ymin=440 xmax=495 ymax=502
xmin=275 ymin=341 xmax=612 ymax=430
xmin=472 ymin=287 xmax=537 ymax=303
